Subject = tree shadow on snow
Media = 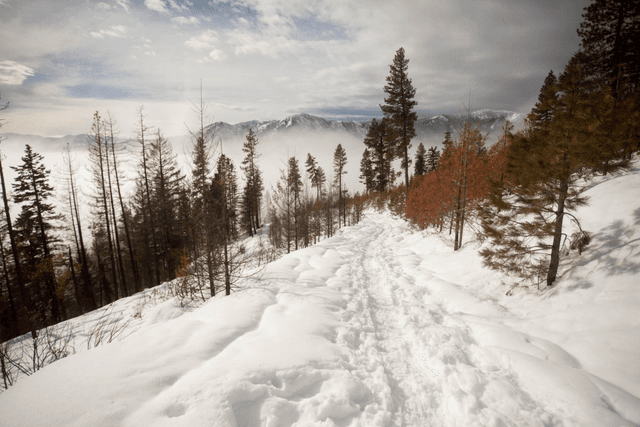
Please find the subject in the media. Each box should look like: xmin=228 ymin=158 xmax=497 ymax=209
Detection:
xmin=564 ymin=209 xmax=640 ymax=284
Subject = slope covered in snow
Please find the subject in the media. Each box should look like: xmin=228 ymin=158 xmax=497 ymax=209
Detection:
xmin=1 ymin=169 xmax=639 ymax=426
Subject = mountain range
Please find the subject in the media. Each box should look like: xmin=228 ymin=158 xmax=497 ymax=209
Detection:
xmin=205 ymin=109 xmax=524 ymax=146
xmin=0 ymin=109 xmax=524 ymax=194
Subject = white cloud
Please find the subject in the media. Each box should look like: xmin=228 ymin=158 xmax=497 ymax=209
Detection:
xmin=0 ymin=61 xmax=35 ymax=85
xmin=167 ymin=0 xmax=188 ymax=12
xmin=97 ymin=2 xmax=112 ymax=10
xmin=171 ymin=16 xmax=200 ymax=25
xmin=91 ymin=25 xmax=128 ymax=39
xmin=186 ymin=39 xmax=211 ymax=51
xmin=144 ymin=0 xmax=170 ymax=14
xmin=208 ymin=49 xmax=227 ymax=61
xmin=185 ymin=30 xmax=219 ymax=50
xmin=115 ymin=0 xmax=131 ymax=13
xmin=144 ymin=50 xmax=157 ymax=56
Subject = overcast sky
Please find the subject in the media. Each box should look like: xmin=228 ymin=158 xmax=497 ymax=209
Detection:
xmin=0 ymin=0 xmax=590 ymax=137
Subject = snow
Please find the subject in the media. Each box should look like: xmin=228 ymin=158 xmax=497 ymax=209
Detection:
xmin=1 ymin=169 xmax=640 ymax=426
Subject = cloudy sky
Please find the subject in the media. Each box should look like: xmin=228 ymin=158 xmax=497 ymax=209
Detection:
xmin=0 ymin=0 xmax=589 ymax=137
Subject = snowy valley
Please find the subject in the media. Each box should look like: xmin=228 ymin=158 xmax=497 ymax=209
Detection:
xmin=0 ymin=162 xmax=638 ymax=427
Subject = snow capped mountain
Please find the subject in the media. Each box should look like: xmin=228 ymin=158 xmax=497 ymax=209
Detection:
xmin=205 ymin=109 xmax=523 ymax=148
xmin=206 ymin=113 xmax=371 ymax=142
xmin=418 ymin=109 xmax=524 ymax=141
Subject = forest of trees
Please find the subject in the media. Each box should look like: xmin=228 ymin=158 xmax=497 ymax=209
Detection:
xmin=0 ymin=0 xmax=638 ymax=353
xmin=401 ymin=0 xmax=640 ymax=290
xmin=0 ymin=92 xmax=367 ymax=345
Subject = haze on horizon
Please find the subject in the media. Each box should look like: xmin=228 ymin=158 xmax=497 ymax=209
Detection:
xmin=1 ymin=0 xmax=588 ymax=138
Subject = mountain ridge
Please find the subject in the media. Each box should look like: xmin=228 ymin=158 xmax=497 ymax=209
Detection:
xmin=205 ymin=110 xmax=524 ymax=145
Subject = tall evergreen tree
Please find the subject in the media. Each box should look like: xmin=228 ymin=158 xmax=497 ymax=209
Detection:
xmin=380 ymin=47 xmax=418 ymax=189
xmin=414 ymin=143 xmax=427 ymax=176
xmin=359 ymin=149 xmax=375 ymax=193
xmin=241 ymin=129 xmax=263 ymax=237
xmin=213 ymin=154 xmax=239 ymax=295
xmin=530 ymin=71 xmax=558 ymax=129
xmin=12 ymin=145 xmax=64 ymax=323
xmin=305 ymin=154 xmax=322 ymax=200
xmin=363 ymin=118 xmax=395 ymax=192
xmin=0 ymin=97 xmax=34 ymax=338
xmin=480 ymin=59 xmax=627 ymax=288
xmin=148 ymin=129 xmax=184 ymax=280
xmin=188 ymin=97 xmax=217 ymax=296
xmin=442 ymin=126 xmax=454 ymax=158
xmin=333 ymin=144 xmax=348 ymax=228
xmin=426 ymin=146 xmax=440 ymax=172
xmin=287 ymin=157 xmax=303 ymax=251
xmin=577 ymin=0 xmax=640 ymax=97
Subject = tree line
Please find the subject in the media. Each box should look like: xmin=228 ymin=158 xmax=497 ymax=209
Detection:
xmin=0 ymin=97 xmax=272 ymax=342
xmin=363 ymin=0 xmax=639 ymax=291
xmin=266 ymin=143 xmax=366 ymax=254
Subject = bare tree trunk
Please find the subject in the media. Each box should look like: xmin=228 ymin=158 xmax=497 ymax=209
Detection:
xmin=105 ymin=118 xmax=129 ymax=297
xmin=0 ymin=241 xmax=18 ymax=335
xmin=137 ymin=110 xmax=161 ymax=288
xmin=109 ymin=132 xmax=141 ymax=293
xmin=64 ymin=146 xmax=96 ymax=312
xmin=94 ymin=116 xmax=120 ymax=300
xmin=67 ymin=246 xmax=81 ymax=314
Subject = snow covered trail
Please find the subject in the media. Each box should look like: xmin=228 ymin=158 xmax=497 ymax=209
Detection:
xmin=335 ymin=212 xmax=640 ymax=426
xmin=336 ymin=215 xmax=554 ymax=426
xmin=2 ymin=170 xmax=640 ymax=427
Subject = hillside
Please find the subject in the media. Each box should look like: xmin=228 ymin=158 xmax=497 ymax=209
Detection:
xmin=1 ymin=164 xmax=638 ymax=427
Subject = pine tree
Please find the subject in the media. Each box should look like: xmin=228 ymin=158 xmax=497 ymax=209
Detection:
xmin=480 ymin=59 xmax=626 ymax=288
xmin=530 ymin=71 xmax=558 ymax=129
xmin=213 ymin=154 xmax=239 ymax=295
xmin=442 ymin=126 xmax=454 ymax=158
xmin=288 ymin=157 xmax=303 ymax=250
xmin=426 ymin=146 xmax=440 ymax=172
xmin=0 ymin=97 xmax=33 ymax=339
xmin=577 ymin=0 xmax=640 ymax=97
xmin=380 ymin=47 xmax=418 ymax=189
xmin=148 ymin=129 xmax=184 ymax=280
xmin=333 ymin=144 xmax=348 ymax=228
xmin=359 ymin=149 xmax=375 ymax=193
xmin=241 ymin=130 xmax=263 ymax=237
xmin=414 ymin=143 xmax=427 ymax=176
xmin=12 ymin=144 xmax=64 ymax=323
xmin=305 ymin=154 xmax=321 ymax=200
